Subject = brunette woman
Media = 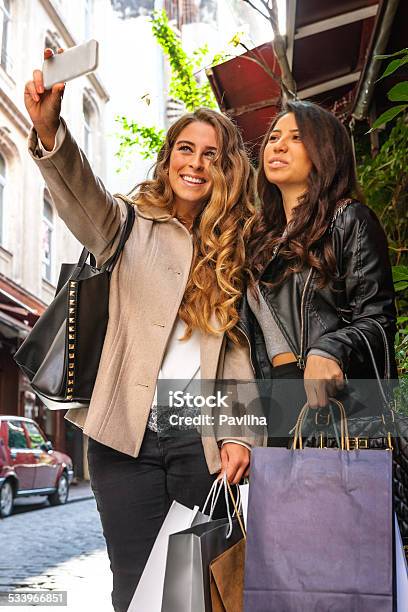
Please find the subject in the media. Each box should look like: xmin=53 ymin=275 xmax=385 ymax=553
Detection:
xmin=240 ymin=100 xmax=397 ymax=442
xmin=24 ymin=48 xmax=262 ymax=611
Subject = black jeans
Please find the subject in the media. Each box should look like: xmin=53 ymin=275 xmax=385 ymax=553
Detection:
xmin=87 ymin=428 xmax=219 ymax=612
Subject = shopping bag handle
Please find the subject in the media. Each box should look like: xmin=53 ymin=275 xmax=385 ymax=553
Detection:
xmin=202 ymin=475 xmax=242 ymax=518
xmin=202 ymin=475 xmax=246 ymax=539
xmin=226 ymin=479 xmax=246 ymax=540
xmin=202 ymin=477 xmax=224 ymax=517
xmin=293 ymin=398 xmax=350 ymax=450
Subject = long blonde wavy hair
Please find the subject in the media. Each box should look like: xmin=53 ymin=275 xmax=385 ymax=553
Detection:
xmin=133 ymin=108 xmax=256 ymax=342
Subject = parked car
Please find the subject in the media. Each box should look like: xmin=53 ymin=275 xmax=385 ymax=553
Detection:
xmin=0 ymin=416 xmax=74 ymax=518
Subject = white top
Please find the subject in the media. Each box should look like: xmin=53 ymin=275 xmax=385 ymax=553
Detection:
xmin=147 ymin=317 xmax=201 ymax=431
xmin=157 ymin=317 xmax=201 ymax=381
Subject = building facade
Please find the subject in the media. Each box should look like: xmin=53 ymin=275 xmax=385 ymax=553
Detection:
xmin=0 ymin=0 xmax=111 ymax=477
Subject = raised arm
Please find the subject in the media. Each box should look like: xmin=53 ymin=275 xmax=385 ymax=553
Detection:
xmin=25 ymin=47 xmax=127 ymax=266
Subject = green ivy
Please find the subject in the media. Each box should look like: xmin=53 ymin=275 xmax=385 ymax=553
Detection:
xmin=358 ymin=47 xmax=408 ymax=375
xmin=151 ymin=11 xmax=217 ymax=111
xmin=151 ymin=10 xmax=217 ymax=111
xmin=370 ymin=48 xmax=408 ymax=130
xmin=393 ymin=266 xmax=408 ymax=376
xmin=115 ymin=10 xmax=220 ymax=162
xmin=358 ymin=118 xmax=408 ymax=376
xmin=114 ymin=116 xmax=166 ymax=165
xmin=358 ymin=118 xmax=408 ymax=260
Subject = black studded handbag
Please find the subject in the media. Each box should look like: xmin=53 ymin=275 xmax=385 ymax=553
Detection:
xmin=14 ymin=202 xmax=135 ymax=410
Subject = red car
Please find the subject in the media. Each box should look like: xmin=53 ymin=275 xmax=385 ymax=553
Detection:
xmin=0 ymin=416 xmax=74 ymax=518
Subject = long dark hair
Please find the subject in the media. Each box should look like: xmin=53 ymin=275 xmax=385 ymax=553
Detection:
xmin=247 ymin=100 xmax=363 ymax=288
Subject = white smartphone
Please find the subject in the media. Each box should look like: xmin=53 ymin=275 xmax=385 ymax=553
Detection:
xmin=43 ymin=39 xmax=99 ymax=90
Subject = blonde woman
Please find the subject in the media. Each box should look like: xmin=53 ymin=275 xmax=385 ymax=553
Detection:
xmin=24 ymin=48 xmax=262 ymax=611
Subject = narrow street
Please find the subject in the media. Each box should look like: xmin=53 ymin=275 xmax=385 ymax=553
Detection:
xmin=0 ymin=494 xmax=115 ymax=611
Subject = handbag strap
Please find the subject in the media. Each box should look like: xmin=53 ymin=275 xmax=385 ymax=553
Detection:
xmin=329 ymin=206 xmax=393 ymax=406
xmin=103 ymin=202 xmax=136 ymax=272
xmin=348 ymin=323 xmax=393 ymax=409
xmin=70 ymin=202 xmax=135 ymax=279
xmin=364 ymin=316 xmax=391 ymax=380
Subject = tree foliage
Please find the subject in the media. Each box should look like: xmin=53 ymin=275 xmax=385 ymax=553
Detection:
xmin=115 ymin=117 xmax=166 ymax=165
xmin=151 ymin=10 xmax=217 ymax=111
xmin=358 ymin=126 xmax=407 ymax=377
xmin=358 ymin=118 xmax=408 ymax=264
xmin=357 ymin=45 xmax=408 ymax=375
xmin=370 ymin=48 xmax=408 ymax=130
xmin=357 ymin=118 xmax=408 ymax=375
xmin=115 ymin=10 xmax=217 ymax=162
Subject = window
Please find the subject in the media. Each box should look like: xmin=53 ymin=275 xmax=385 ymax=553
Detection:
xmin=44 ymin=34 xmax=58 ymax=54
xmin=84 ymin=0 xmax=92 ymax=40
xmin=24 ymin=422 xmax=46 ymax=449
xmin=0 ymin=0 xmax=11 ymax=72
xmin=8 ymin=421 xmax=27 ymax=449
xmin=0 ymin=153 xmax=5 ymax=245
xmin=83 ymin=96 xmax=93 ymax=160
xmin=42 ymin=197 xmax=53 ymax=282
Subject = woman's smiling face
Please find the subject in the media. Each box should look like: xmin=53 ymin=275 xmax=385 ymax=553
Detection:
xmin=263 ymin=112 xmax=312 ymax=191
xmin=168 ymin=121 xmax=218 ymax=211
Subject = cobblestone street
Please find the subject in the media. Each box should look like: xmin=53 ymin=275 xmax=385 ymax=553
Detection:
xmin=0 ymin=496 xmax=114 ymax=611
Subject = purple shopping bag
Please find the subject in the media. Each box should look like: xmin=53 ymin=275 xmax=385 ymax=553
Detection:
xmin=244 ymin=446 xmax=394 ymax=612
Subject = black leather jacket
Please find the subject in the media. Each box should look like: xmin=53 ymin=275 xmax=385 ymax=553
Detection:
xmin=238 ymin=201 xmax=398 ymax=381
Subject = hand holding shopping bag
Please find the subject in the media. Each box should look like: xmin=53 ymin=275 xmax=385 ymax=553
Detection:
xmin=127 ymin=500 xmax=209 ymax=612
xmin=209 ymin=479 xmax=247 ymax=612
xmin=244 ymin=400 xmax=395 ymax=611
xmin=161 ymin=473 xmax=246 ymax=612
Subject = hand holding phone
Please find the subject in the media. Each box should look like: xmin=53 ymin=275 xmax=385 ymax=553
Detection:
xmin=24 ymin=48 xmax=66 ymax=150
xmin=43 ymin=39 xmax=99 ymax=90
xmin=24 ymin=41 xmax=99 ymax=150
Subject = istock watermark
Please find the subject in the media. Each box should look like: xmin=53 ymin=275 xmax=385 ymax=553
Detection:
xmin=168 ymin=412 xmax=267 ymax=427
xmin=169 ymin=389 xmax=231 ymax=408
xmin=154 ymin=377 xmax=407 ymax=441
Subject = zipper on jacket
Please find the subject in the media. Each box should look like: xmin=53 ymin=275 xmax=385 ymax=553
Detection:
xmin=298 ymin=268 xmax=314 ymax=369
xmin=263 ymin=296 xmax=300 ymax=365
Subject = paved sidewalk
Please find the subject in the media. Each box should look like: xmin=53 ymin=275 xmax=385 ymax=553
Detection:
xmin=1 ymin=498 xmax=113 ymax=612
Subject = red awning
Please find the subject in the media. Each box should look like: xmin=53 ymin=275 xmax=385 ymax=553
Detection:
xmin=206 ymin=0 xmax=406 ymax=154
xmin=207 ymin=43 xmax=281 ymax=155
xmin=0 ymin=275 xmax=46 ymax=335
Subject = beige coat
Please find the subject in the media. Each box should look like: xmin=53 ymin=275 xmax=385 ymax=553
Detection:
xmin=28 ymin=118 xmax=264 ymax=474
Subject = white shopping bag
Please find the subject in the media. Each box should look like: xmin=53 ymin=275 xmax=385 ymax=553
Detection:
xmin=239 ymin=482 xmax=249 ymax=528
xmin=127 ymin=501 xmax=208 ymax=612
xmin=395 ymin=514 xmax=408 ymax=611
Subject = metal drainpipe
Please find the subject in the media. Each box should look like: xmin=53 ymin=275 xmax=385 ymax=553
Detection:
xmin=352 ymin=0 xmax=400 ymax=121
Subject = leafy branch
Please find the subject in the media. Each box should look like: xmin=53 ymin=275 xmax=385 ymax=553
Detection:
xmin=151 ymin=10 xmax=217 ymax=110
xmin=115 ymin=9 xmax=218 ymax=162
xmin=370 ymin=48 xmax=408 ymax=131
xmin=115 ymin=117 xmax=166 ymax=166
